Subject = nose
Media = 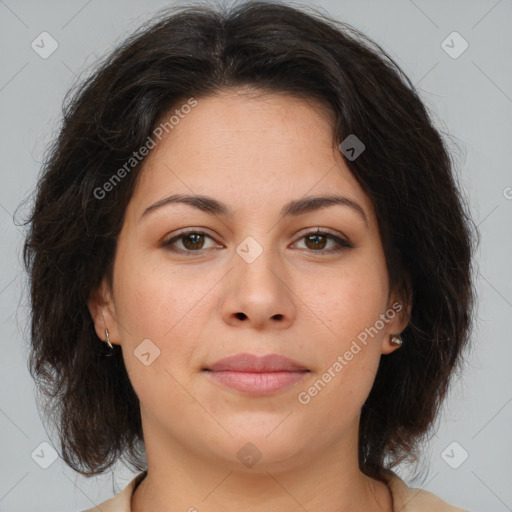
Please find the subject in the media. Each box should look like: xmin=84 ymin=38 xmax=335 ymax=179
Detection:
xmin=220 ymin=242 xmax=296 ymax=330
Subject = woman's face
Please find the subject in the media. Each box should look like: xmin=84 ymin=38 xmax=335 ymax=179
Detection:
xmin=89 ymin=88 xmax=409 ymax=473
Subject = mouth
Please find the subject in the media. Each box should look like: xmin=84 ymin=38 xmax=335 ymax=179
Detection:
xmin=202 ymin=353 xmax=310 ymax=395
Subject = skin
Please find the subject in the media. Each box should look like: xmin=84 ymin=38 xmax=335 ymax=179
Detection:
xmin=88 ymin=88 xmax=411 ymax=512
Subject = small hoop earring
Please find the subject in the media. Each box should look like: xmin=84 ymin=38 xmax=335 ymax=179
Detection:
xmin=105 ymin=328 xmax=114 ymax=350
xmin=390 ymin=334 xmax=403 ymax=347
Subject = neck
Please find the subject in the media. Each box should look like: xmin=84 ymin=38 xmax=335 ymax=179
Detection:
xmin=131 ymin=416 xmax=392 ymax=512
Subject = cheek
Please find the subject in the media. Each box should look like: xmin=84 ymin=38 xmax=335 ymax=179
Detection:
xmin=293 ymin=259 xmax=387 ymax=404
xmin=113 ymin=252 xmax=220 ymax=383
xmin=114 ymin=261 xmax=209 ymax=413
xmin=295 ymin=324 xmax=382 ymax=431
xmin=300 ymin=261 xmax=388 ymax=346
xmin=113 ymin=245 xmax=206 ymax=337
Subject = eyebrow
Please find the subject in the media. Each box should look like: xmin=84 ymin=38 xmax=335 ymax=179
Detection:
xmin=141 ymin=193 xmax=368 ymax=226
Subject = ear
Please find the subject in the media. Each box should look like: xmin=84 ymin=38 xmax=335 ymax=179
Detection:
xmin=87 ymin=278 xmax=120 ymax=346
xmin=380 ymin=285 xmax=413 ymax=355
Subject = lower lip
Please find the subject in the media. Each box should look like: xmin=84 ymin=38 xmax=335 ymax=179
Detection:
xmin=204 ymin=370 xmax=308 ymax=395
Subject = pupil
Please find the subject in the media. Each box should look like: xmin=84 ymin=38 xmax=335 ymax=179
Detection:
xmin=184 ymin=234 xmax=203 ymax=249
xmin=307 ymin=234 xmax=326 ymax=250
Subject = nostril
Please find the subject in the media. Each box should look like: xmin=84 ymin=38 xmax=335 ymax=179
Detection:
xmin=235 ymin=312 xmax=247 ymax=320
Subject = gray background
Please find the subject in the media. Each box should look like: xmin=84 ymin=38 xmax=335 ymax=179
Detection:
xmin=0 ymin=0 xmax=511 ymax=510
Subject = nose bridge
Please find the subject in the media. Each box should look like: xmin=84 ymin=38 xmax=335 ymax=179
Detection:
xmin=234 ymin=233 xmax=282 ymax=294
xmin=220 ymin=232 xmax=295 ymax=327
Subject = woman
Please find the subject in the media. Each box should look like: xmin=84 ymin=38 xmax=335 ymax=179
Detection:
xmin=22 ymin=1 xmax=476 ymax=511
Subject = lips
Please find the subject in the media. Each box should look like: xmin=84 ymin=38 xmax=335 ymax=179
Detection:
xmin=203 ymin=353 xmax=309 ymax=395
xmin=204 ymin=353 xmax=308 ymax=372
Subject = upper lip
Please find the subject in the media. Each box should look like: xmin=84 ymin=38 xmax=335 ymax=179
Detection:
xmin=204 ymin=353 xmax=309 ymax=372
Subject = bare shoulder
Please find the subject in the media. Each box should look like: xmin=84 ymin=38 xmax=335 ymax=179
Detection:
xmin=384 ymin=471 xmax=469 ymax=512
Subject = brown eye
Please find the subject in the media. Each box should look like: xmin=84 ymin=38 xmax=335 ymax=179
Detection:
xmin=181 ymin=233 xmax=206 ymax=250
xmin=293 ymin=230 xmax=353 ymax=254
xmin=162 ymin=230 xmax=220 ymax=254
xmin=304 ymin=233 xmax=328 ymax=250
xmin=162 ymin=228 xmax=352 ymax=256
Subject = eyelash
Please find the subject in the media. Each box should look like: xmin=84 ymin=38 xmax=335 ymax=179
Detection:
xmin=161 ymin=228 xmax=353 ymax=256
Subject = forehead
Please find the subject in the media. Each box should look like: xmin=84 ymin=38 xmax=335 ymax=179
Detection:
xmin=128 ymin=89 xmax=375 ymax=225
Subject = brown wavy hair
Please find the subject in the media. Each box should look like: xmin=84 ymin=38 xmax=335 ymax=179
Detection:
xmin=20 ymin=0 xmax=477 ymax=481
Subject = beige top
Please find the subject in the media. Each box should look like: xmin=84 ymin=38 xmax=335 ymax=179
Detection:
xmin=82 ymin=470 xmax=469 ymax=511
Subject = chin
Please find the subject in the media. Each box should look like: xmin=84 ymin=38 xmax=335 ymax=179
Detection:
xmin=216 ymin=429 xmax=310 ymax=472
